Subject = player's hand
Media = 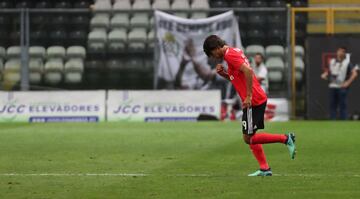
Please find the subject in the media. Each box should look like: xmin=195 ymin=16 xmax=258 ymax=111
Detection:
xmin=242 ymin=96 xmax=252 ymax=109
xmin=216 ymin=64 xmax=224 ymax=73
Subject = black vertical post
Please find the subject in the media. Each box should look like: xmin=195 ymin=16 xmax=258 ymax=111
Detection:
xmin=20 ymin=9 xmax=29 ymax=91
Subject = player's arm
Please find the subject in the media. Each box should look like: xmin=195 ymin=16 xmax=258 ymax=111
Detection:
xmin=342 ymin=67 xmax=358 ymax=88
xmin=239 ymin=63 xmax=253 ymax=108
xmin=216 ymin=64 xmax=231 ymax=81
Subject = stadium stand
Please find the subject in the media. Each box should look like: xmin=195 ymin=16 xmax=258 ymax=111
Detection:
xmin=0 ymin=0 xmax=311 ymax=92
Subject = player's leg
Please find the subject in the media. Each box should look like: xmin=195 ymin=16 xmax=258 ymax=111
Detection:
xmin=248 ymin=102 xmax=287 ymax=145
xmin=242 ymin=106 xmax=272 ymax=176
xmin=251 ymin=102 xmax=296 ymax=159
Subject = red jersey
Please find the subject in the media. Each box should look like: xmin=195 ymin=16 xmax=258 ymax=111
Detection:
xmin=224 ymin=47 xmax=267 ymax=106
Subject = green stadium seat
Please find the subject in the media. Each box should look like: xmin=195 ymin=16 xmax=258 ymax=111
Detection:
xmin=266 ymin=57 xmax=285 ymax=84
xmin=190 ymin=12 xmax=208 ymax=19
xmin=29 ymin=46 xmax=46 ymax=59
xmin=29 ymin=59 xmax=43 ymax=84
xmin=153 ymin=0 xmax=171 ymax=9
xmin=91 ymin=14 xmax=110 ymax=31
xmin=64 ymin=59 xmax=84 ymax=84
xmin=295 ymin=45 xmax=305 ymax=58
xmin=64 ymin=72 xmax=82 ymax=84
xmin=266 ymin=57 xmax=285 ymax=71
xmin=127 ymin=28 xmax=147 ymax=52
xmin=4 ymin=59 xmax=21 ymax=72
xmin=45 ymin=58 xmax=63 ymax=72
xmin=111 ymin=14 xmax=130 ymax=29
xmin=172 ymin=0 xmax=190 ymax=18
xmin=268 ymin=71 xmax=283 ymax=83
xmin=266 ymin=45 xmax=285 ymax=59
xmin=4 ymin=59 xmax=21 ymax=84
xmin=93 ymin=0 xmax=112 ymax=13
xmin=6 ymin=46 xmax=21 ymax=58
xmin=191 ymin=0 xmax=210 ymax=19
xmin=44 ymin=58 xmax=63 ymax=84
xmin=130 ymin=14 xmax=149 ymax=28
xmin=108 ymin=29 xmax=127 ymax=53
xmin=245 ymin=45 xmax=265 ymax=58
xmin=113 ymin=0 xmax=131 ymax=17
xmin=88 ymin=30 xmax=107 ymax=53
xmin=67 ymin=46 xmax=86 ymax=59
xmin=132 ymin=0 xmax=152 ymax=10
xmin=47 ymin=46 xmax=66 ymax=59
xmin=295 ymin=57 xmax=305 ymax=82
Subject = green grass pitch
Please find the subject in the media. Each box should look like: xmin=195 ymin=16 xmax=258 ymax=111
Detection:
xmin=0 ymin=121 xmax=359 ymax=199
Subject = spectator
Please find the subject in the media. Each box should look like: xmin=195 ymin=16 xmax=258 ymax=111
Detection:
xmin=321 ymin=47 xmax=359 ymax=120
xmin=251 ymin=53 xmax=269 ymax=94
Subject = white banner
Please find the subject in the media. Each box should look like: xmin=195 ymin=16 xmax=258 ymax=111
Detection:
xmin=107 ymin=90 xmax=221 ymax=122
xmin=265 ymin=98 xmax=289 ymax=121
xmin=0 ymin=91 xmax=106 ymax=122
xmin=155 ymin=10 xmax=241 ymax=88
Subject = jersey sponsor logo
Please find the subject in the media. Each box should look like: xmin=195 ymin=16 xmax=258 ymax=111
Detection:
xmin=233 ymin=48 xmax=241 ymax=52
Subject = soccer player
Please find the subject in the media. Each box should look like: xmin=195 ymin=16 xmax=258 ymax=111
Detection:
xmin=203 ymin=35 xmax=296 ymax=176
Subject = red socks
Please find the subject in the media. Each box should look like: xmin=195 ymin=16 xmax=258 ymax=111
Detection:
xmin=250 ymin=133 xmax=287 ymax=145
xmin=249 ymin=144 xmax=269 ymax=170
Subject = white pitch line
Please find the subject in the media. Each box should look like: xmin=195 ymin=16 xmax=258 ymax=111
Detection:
xmin=0 ymin=173 xmax=359 ymax=177
xmin=0 ymin=173 xmax=148 ymax=177
xmin=273 ymin=174 xmax=360 ymax=177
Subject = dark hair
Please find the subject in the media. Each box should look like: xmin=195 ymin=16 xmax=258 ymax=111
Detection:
xmin=203 ymin=35 xmax=226 ymax=57
xmin=255 ymin=52 xmax=264 ymax=59
xmin=338 ymin=46 xmax=347 ymax=51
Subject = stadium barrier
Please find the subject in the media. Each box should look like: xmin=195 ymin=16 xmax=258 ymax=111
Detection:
xmin=0 ymin=91 xmax=106 ymax=122
xmin=0 ymin=90 xmax=289 ymax=122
